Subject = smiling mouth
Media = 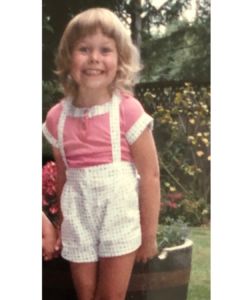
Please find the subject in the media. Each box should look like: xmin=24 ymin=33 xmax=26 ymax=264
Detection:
xmin=83 ymin=69 xmax=104 ymax=75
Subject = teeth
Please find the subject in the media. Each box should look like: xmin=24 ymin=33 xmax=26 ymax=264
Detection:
xmin=84 ymin=69 xmax=102 ymax=75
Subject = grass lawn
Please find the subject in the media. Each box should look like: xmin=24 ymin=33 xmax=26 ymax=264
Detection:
xmin=187 ymin=226 xmax=210 ymax=300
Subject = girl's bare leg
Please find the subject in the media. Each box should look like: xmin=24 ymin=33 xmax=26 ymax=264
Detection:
xmin=70 ymin=262 xmax=98 ymax=300
xmin=95 ymin=251 xmax=137 ymax=300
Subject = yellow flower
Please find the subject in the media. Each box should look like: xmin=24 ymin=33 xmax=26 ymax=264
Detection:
xmin=197 ymin=132 xmax=203 ymax=137
xmin=207 ymin=155 xmax=211 ymax=161
xmin=196 ymin=150 xmax=204 ymax=157
xmin=189 ymin=118 xmax=195 ymax=125
xmin=188 ymin=136 xmax=196 ymax=145
xmin=174 ymin=92 xmax=182 ymax=104
xmin=169 ymin=186 xmax=176 ymax=192
xmin=201 ymin=138 xmax=209 ymax=145
xmin=157 ymin=105 xmax=164 ymax=112
xmin=144 ymin=91 xmax=156 ymax=101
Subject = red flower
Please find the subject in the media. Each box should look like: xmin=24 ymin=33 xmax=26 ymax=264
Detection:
xmin=42 ymin=196 xmax=49 ymax=207
xmin=167 ymin=201 xmax=177 ymax=208
xmin=42 ymin=162 xmax=57 ymax=196
xmin=49 ymin=205 xmax=59 ymax=215
xmin=166 ymin=192 xmax=183 ymax=201
xmin=42 ymin=161 xmax=59 ymax=221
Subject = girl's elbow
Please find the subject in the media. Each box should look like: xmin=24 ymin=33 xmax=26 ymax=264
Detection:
xmin=140 ymin=170 xmax=160 ymax=184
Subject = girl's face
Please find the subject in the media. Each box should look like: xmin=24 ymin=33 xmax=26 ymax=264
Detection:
xmin=70 ymin=30 xmax=118 ymax=95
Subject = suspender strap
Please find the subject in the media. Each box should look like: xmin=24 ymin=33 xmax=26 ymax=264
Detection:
xmin=57 ymin=102 xmax=68 ymax=167
xmin=109 ymin=94 xmax=121 ymax=163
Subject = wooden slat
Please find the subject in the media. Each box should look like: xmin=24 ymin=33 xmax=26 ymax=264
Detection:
xmin=128 ymin=268 xmax=191 ymax=291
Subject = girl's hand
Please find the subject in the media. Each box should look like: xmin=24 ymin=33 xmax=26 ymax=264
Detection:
xmin=42 ymin=230 xmax=59 ymax=261
xmin=54 ymin=228 xmax=62 ymax=257
xmin=42 ymin=212 xmax=60 ymax=261
xmin=135 ymin=237 xmax=158 ymax=263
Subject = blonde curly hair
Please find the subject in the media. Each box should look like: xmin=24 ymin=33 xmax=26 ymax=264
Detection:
xmin=55 ymin=7 xmax=142 ymax=98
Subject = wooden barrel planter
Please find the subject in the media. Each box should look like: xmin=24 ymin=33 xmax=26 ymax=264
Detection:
xmin=127 ymin=239 xmax=193 ymax=300
xmin=42 ymin=239 xmax=193 ymax=300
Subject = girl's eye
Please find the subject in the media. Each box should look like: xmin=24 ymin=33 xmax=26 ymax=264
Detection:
xmin=78 ymin=47 xmax=89 ymax=53
xmin=101 ymin=47 xmax=112 ymax=54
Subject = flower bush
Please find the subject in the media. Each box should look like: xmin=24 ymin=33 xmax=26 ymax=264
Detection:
xmin=141 ymin=83 xmax=210 ymax=226
xmin=42 ymin=161 xmax=59 ymax=224
xmin=160 ymin=192 xmax=210 ymax=226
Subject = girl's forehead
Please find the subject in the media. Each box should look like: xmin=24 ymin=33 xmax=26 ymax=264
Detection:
xmin=75 ymin=30 xmax=116 ymax=44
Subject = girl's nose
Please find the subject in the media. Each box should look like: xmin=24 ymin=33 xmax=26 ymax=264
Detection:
xmin=89 ymin=50 xmax=100 ymax=63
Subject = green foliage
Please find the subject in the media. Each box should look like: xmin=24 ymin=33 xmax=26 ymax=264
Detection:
xmin=42 ymin=80 xmax=63 ymax=121
xmin=42 ymin=80 xmax=63 ymax=160
xmin=140 ymin=0 xmax=210 ymax=82
xmin=141 ymin=0 xmax=191 ymax=30
xmin=141 ymin=83 xmax=210 ymax=225
xmin=141 ymin=19 xmax=210 ymax=82
xmin=161 ymin=194 xmax=210 ymax=226
xmin=157 ymin=217 xmax=190 ymax=249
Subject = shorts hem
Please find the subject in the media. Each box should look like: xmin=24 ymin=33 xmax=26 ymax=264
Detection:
xmin=61 ymin=248 xmax=99 ymax=263
xmin=99 ymin=238 xmax=141 ymax=258
xmin=61 ymin=254 xmax=99 ymax=263
xmin=61 ymin=237 xmax=142 ymax=263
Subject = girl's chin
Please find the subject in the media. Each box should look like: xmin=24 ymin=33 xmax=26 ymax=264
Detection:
xmin=79 ymin=79 xmax=113 ymax=89
xmin=79 ymin=83 xmax=110 ymax=92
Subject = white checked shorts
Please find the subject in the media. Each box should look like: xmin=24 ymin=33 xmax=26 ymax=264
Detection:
xmin=61 ymin=162 xmax=141 ymax=262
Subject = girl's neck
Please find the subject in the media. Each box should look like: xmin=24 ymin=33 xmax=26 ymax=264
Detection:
xmin=73 ymin=88 xmax=113 ymax=108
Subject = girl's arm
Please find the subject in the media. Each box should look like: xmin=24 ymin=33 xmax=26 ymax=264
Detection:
xmin=42 ymin=211 xmax=58 ymax=260
xmin=51 ymin=147 xmax=66 ymax=251
xmin=130 ymin=128 xmax=161 ymax=263
xmin=52 ymin=146 xmax=66 ymax=226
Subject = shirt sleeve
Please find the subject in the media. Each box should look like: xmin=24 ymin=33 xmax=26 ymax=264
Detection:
xmin=42 ymin=102 xmax=62 ymax=148
xmin=121 ymin=94 xmax=154 ymax=145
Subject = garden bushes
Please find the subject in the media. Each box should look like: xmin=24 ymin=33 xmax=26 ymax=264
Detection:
xmin=139 ymin=82 xmax=210 ymax=226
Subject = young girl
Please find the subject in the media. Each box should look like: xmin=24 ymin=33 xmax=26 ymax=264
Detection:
xmin=43 ymin=7 xmax=160 ymax=300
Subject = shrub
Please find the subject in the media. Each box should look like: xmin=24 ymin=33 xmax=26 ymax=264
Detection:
xmin=157 ymin=217 xmax=190 ymax=249
xmin=141 ymin=83 xmax=210 ymax=225
xmin=42 ymin=80 xmax=63 ymax=160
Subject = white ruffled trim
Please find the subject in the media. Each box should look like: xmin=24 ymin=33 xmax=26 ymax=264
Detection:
xmin=64 ymin=95 xmax=113 ymax=118
xmin=42 ymin=122 xmax=59 ymax=148
xmin=126 ymin=113 xmax=154 ymax=145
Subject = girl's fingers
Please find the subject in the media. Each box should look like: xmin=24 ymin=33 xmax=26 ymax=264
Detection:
xmin=135 ymin=246 xmax=158 ymax=263
xmin=54 ymin=237 xmax=62 ymax=251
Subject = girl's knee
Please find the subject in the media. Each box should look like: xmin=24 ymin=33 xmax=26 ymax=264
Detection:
xmin=74 ymin=281 xmax=96 ymax=300
xmin=70 ymin=262 xmax=97 ymax=300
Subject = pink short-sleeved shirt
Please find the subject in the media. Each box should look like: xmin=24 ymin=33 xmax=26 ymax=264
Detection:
xmin=43 ymin=92 xmax=153 ymax=168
